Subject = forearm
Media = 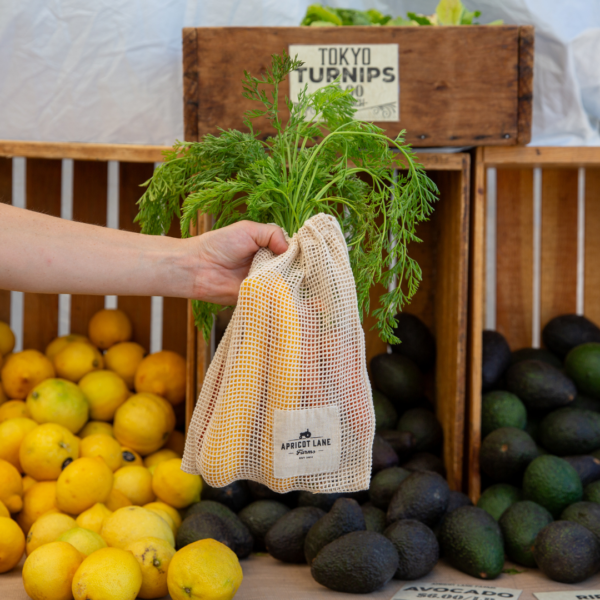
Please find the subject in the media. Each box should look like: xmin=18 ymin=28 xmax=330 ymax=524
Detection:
xmin=0 ymin=204 xmax=193 ymax=298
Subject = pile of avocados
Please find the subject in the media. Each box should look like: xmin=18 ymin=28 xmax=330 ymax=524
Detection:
xmin=175 ymin=313 xmax=466 ymax=594
xmin=478 ymin=313 xmax=600 ymax=583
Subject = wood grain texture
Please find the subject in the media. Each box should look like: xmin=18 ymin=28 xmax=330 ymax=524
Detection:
xmin=117 ymin=162 xmax=154 ymax=352
xmin=69 ymin=161 xmax=108 ymax=336
xmin=0 ymin=140 xmax=169 ymax=163
xmin=495 ymin=169 xmax=534 ymax=350
xmin=23 ymin=159 xmax=62 ymax=351
xmin=0 ymin=157 xmax=11 ymax=323
xmin=182 ymin=28 xmax=200 ymax=143
xmin=517 ymin=26 xmax=534 ymax=145
xmin=540 ymin=169 xmax=578 ymax=330
xmin=193 ymin=26 xmax=521 ymax=147
xmin=484 ymin=146 xmax=600 ymax=166
xmin=585 ymin=169 xmax=600 ymax=325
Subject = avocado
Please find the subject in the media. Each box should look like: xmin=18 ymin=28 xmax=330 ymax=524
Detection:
xmin=539 ymin=408 xmax=600 ymax=455
xmin=372 ymin=434 xmax=399 ymax=473
xmin=311 ymin=531 xmax=399 ymax=594
xmin=397 ymin=408 xmax=443 ymax=453
xmin=523 ymin=455 xmax=583 ymax=517
xmin=584 ymin=481 xmax=600 ymax=503
xmin=184 ymin=500 xmax=253 ymax=558
xmin=238 ymin=500 xmax=290 ymax=552
xmin=370 ymin=353 xmax=424 ymax=411
xmin=176 ymin=512 xmax=236 ymax=551
xmin=482 ymin=330 xmax=511 ymax=391
xmin=387 ymin=470 xmax=450 ymax=527
xmin=572 ymin=394 xmax=600 ymax=412
xmin=476 ymin=484 xmax=522 ymax=521
xmin=566 ymin=343 xmax=600 ymax=398
xmin=498 ymin=500 xmax=553 ymax=567
xmin=378 ymin=429 xmax=417 ymax=461
xmin=402 ymin=452 xmax=447 ymax=478
xmin=563 ymin=456 xmax=600 ymax=486
xmin=384 ymin=519 xmax=439 ymax=579
xmin=362 ymin=505 xmax=387 ymax=533
xmin=373 ymin=390 xmax=398 ymax=431
xmin=369 ymin=466 xmax=411 ymax=510
xmin=264 ymin=506 xmax=325 ymax=563
xmin=247 ymin=481 xmax=298 ymax=507
xmin=479 ymin=427 xmax=538 ymax=482
xmin=506 ymin=360 xmax=577 ymax=410
xmin=390 ymin=312 xmax=436 ymax=371
xmin=481 ymin=391 xmax=527 ymax=438
xmin=561 ymin=501 xmax=600 ymax=541
xmin=510 ymin=347 xmax=562 ymax=369
xmin=297 ymin=492 xmax=345 ymax=512
xmin=533 ymin=521 xmax=600 ymax=583
xmin=201 ymin=480 xmax=252 ymax=512
xmin=439 ymin=506 xmax=505 ymax=579
xmin=304 ymin=498 xmax=366 ymax=564
xmin=543 ymin=314 xmax=600 ymax=358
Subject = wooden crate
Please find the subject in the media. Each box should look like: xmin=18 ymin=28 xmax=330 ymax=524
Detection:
xmin=183 ymin=25 xmax=533 ymax=148
xmin=0 ymin=141 xmax=188 ymax=411
xmin=468 ymin=146 xmax=600 ymax=500
xmin=186 ymin=151 xmax=471 ymax=491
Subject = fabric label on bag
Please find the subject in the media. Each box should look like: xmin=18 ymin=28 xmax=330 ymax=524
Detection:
xmin=273 ymin=406 xmax=341 ymax=478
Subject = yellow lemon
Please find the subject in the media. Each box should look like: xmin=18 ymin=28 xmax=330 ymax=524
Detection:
xmin=135 ymin=350 xmax=186 ymax=406
xmin=0 ymin=399 xmax=30 ymax=421
xmin=113 ymin=465 xmax=156 ymax=506
xmin=72 ymin=546 xmax=142 ymax=600
xmin=22 ymin=474 xmax=37 ymax=493
xmin=104 ymin=341 xmax=146 ymax=389
xmin=80 ymin=434 xmax=122 ymax=472
xmin=114 ymin=393 xmax=175 ymax=456
xmin=23 ymin=540 xmax=85 ymax=600
xmin=88 ymin=309 xmax=133 ymax=350
xmin=0 ymin=321 xmax=16 ymax=356
xmin=164 ymin=429 xmax=186 ymax=455
xmin=0 ymin=417 xmax=37 ymax=471
xmin=144 ymin=503 xmax=182 ymax=530
xmin=58 ymin=526 xmax=107 ymax=556
xmin=20 ymin=423 xmax=79 ymax=480
xmin=121 ymin=445 xmax=144 ymax=466
xmin=79 ymin=420 xmax=114 ymax=438
xmin=78 ymin=369 xmax=129 ymax=421
xmin=26 ymin=512 xmax=77 ymax=555
xmin=0 ymin=516 xmax=26 ymax=573
xmin=125 ymin=536 xmax=176 ymax=599
xmin=17 ymin=480 xmax=58 ymax=534
xmin=54 ymin=342 xmax=104 ymax=383
xmin=152 ymin=459 xmax=202 ymax=509
xmin=167 ymin=539 xmax=243 ymax=600
xmin=76 ymin=503 xmax=112 ymax=534
xmin=145 ymin=507 xmax=176 ymax=536
xmin=26 ymin=378 xmax=89 ymax=433
xmin=0 ymin=500 xmax=9 ymax=518
xmin=105 ymin=488 xmax=132 ymax=511
xmin=45 ymin=334 xmax=91 ymax=362
xmin=144 ymin=448 xmax=181 ymax=469
xmin=0 ymin=458 xmax=23 ymax=512
xmin=101 ymin=506 xmax=174 ymax=549
xmin=1 ymin=349 xmax=55 ymax=399
xmin=56 ymin=456 xmax=113 ymax=515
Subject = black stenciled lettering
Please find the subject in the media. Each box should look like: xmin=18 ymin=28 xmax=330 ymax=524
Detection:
xmin=383 ymin=67 xmax=395 ymax=82
xmin=329 ymin=48 xmax=337 ymax=65
xmin=318 ymin=48 xmax=328 ymax=65
xmin=327 ymin=67 xmax=340 ymax=82
xmin=296 ymin=67 xmax=307 ymax=83
xmin=362 ymin=48 xmax=371 ymax=65
xmin=281 ymin=443 xmax=286 ymax=450
xmin=342 ymin=67 xmax=356 ymax=83
xmin=339 ymin=48 xmax=349 ymax=65
xmin=351 ymin=47 xmax=361 ymax=65
xmin=367 ymin=67 xmax=380 ymax=82
xmin=360 ymin=67 xmax=364 ymax=83
xmin=309 ymin=67 xmax=324 ymax=83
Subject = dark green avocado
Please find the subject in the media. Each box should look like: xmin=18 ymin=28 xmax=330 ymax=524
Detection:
xmin=397 ymin=408 xmax=443 ymax=454
xmin=402 ymin=452 xmax=446 ymax=478
xmin=378 ymin=429 xmax=416 ymax=462
xmin=476 ymin=484 xmax=522 ymax=521
xmin=361 ymin=504 xmax=387 ymax=533
xmin=539 ymin=408 xmax=600 ymax=455
xmin=297 ymin=492 xmax=345 ymax=511
xmin=584 ymin=480 xmax=600 ymax=503
xmin=566 ymin=343 xmax=600 ymax=399
xmin=481 ymin=391 xmax=527 ymax=438
xmin=479 ymin=427 xmax=538 ymax=482
xmin=370 ymin=353 xmax=424 ymax=411
xmin=201 ymin=480 xmax=252 ymax=512
xmin=482 ymin=330 xmax=511 ymax=391
xmin=176 ymin=512 xmax=236 ymax=551
xmin=237 ymin=499 xmax=290 ymax=551
xmin=561 ymin=501 xmax=600 ymax=542
xmin=390 ymin=312 xmax=436 ymax=371
xmin=369 ymin=466 xmax=411 ymax=509
xmin=373 ymin=390 xmax=398 ymax=431
xmin=543 ymin=314 xmax=600 ymax=359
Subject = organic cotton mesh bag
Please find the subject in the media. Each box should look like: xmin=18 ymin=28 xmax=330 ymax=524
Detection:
xmin=182 ymin=213 xmax=375 ymax=493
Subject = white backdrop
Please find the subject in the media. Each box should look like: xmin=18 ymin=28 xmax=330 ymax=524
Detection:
xmin=0 ymin=0 xmax=598 ymax=146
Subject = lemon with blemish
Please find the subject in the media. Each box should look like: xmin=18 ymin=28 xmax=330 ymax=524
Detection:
xmin=126 ymin=536 xmax=176 ymax=599
xmin=1 ymin=349 xmax=55 ymax=399
xmin=104 ymin=341 xmax=146 ymax=389
xmin=121 ymin=446 xmax=144 ymax=466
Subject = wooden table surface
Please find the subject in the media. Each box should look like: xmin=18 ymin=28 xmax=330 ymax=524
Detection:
xmin=4 ymin=554 xmax=600 ymax=600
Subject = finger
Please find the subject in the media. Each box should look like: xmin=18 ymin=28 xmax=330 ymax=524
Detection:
xmin=248 ymin=222 xmax=288 ymax=255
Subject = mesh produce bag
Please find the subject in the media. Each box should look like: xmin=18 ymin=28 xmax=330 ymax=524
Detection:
xmin=182 ymin=213 xmax=375 ymax=493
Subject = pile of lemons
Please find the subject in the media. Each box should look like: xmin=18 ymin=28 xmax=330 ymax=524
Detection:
xmin=0 ymin=312 xmax=243 ymax=600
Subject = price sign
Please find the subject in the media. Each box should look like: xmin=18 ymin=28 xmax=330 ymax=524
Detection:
xmin=288 ymin=44 xmax=399 ymax=121
xmin=391 ymin=583 xmax=523 ymax=600
xmin=535 ymin=592 xmax=600 ymax=600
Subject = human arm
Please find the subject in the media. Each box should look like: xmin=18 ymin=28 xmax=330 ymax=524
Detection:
xmin=0 ymin=204 xmax=288 ymax=305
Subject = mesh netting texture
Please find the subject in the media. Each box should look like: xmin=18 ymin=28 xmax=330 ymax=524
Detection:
xmin=182 ymin=213 xmax=375 ymax=493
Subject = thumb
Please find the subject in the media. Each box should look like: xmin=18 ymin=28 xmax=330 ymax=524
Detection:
xmin=249 ymin=222 xmax=289 ymax=255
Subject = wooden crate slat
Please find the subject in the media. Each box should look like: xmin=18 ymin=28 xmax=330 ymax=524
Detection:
xmin=22 ymin=159 xmax=62 ymax=351
xmin=585 ymin=168 xmax=600 ymax=325
xmin=495 ymin=169 xmax=534 ymax=350
xmin=0 ymin=157 xmax=11 ymax=323
xmin=484 ymin=146 xmax=600 ymax=167
xmin=516 ymin=26 xmax=534 ymax=145
xmin=540 ymin=168 xmax=578 ymax=328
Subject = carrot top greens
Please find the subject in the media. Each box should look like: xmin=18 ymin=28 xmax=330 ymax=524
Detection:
xmin=136 ymin=52 xmax=438 ymax=343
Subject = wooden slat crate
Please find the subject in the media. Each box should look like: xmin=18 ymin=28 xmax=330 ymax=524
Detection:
xmin=0 ymin=141 xmax=188 ymax=414
xmin=467 ymin=146 xmax=600 ymax=501
xmin=186 ymin=151 xmax=471 ymax=491
xmin=183 ymin=25 xmax=533 ymax=148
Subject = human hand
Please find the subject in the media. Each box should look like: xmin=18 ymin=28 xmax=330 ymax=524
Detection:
xmin=188 ymin=221 xmax=289 ymax=305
